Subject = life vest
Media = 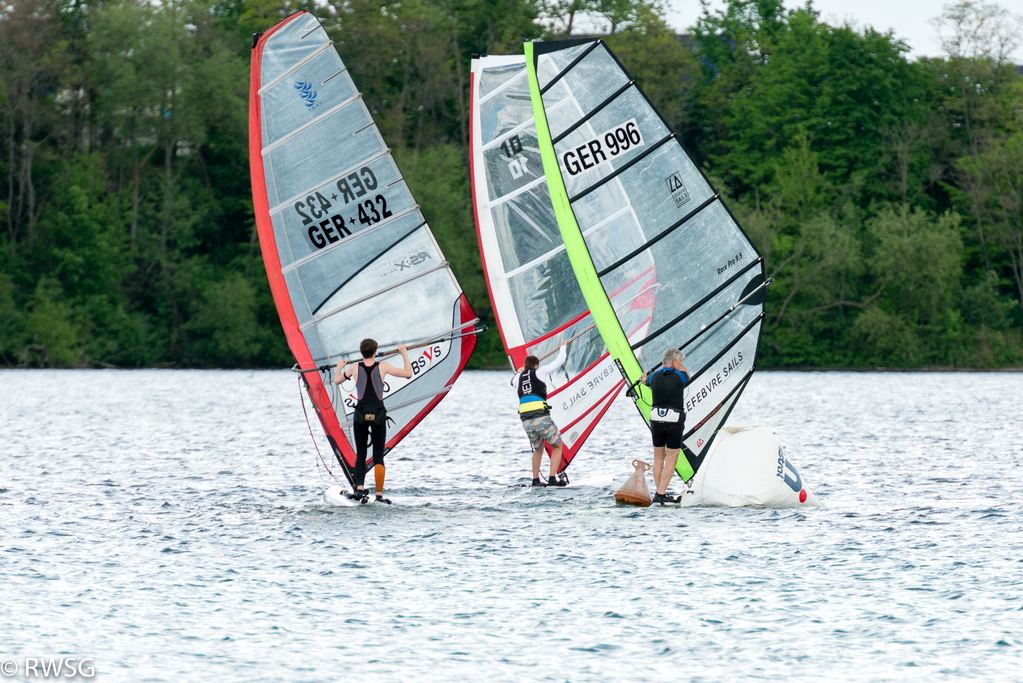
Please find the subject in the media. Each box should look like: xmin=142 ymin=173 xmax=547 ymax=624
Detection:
xmin=649 ymin=367 xmax=688 ymax=414
xmin=356 ymin=362 xmax=385 ymax=406
xmin=516 ymin=367 xmax=549 ymax=420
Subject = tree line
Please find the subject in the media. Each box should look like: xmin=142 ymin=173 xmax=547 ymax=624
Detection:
xmin=1 ymin=0 xmax=1021 ymax=369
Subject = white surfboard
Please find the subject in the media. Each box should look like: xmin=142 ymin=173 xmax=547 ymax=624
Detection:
xmin=532 ymin=471 xmax=615 ymax=491
xmin=324 ymin=485 xmax=364 ymax=506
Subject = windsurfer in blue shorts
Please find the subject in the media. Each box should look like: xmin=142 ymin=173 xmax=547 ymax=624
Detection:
xmin=514 ymin=342 xmax=569 ymax=487
xmin=640 ymin=347 xmax=690 ymax=504
xmin=334 ymin=338 xmax=412 ymax=504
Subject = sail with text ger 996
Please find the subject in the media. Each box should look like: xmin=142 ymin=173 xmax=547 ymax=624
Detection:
xmin=523 ymin=39 xmax=769 ymax=482
xmin=470 ymin=54 xmax=655 ymax=474
xmin=250 ymin=12 xmax=481 ymax=485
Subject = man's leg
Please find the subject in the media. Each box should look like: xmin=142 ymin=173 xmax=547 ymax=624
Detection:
xmin=353 ymin=422 xmax=369 ymax=491
xmin=548 ymin=440 xmax=563 ymax=477
xmin=531 ymin=445 xmax=544 ymax=479
xmin=652 ymin=445 xmax=666 ymax=489
xmin=657 ymin=448 xmax=680 ymax=495
xmin=372 ymin=423 xmax=387 ymax=495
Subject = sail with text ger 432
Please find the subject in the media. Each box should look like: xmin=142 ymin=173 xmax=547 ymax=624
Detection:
xmin=249 ymin=12 xmax=482 ymax=486
xmin=470 ymin=54 xmax=655 ymax=475
xmin=522 ymin=39 xmax=818 ymax=505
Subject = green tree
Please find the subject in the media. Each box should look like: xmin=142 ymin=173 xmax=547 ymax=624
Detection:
xmin=704 ymin=7 xmax=929 ymax=198
xmin=930 ymin=1 xmax=1023 ymax=273
xmin=855 ymin=207 xmax=963 ymax=365
xmin=732 ymin=139 xmax=866 ymax=366
xmin=0 ymin=271 xmax=22 ymax=364
xmin=605 ymin=9 xmax=699 ymax=133
xmin=22 ymin=276 xmax=83 ymax=366
xmin=183 ymin=271 xmax=262 ymax=366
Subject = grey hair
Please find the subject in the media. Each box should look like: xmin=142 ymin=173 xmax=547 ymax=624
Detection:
xmin=662 ymin=347 xmax=684 ymax=366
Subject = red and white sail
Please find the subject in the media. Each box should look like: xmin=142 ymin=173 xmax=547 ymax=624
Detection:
xmin=470 ymin=55 xmax=652 ymax=472
xmin=250 ymin=12 xmax=478 ymax=484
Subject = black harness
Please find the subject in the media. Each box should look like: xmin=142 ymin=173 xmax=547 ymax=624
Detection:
xmin=650 ymin=367 xmax=688 ymax=413
xmin=516 ymin=368 xmax=550 ymax=420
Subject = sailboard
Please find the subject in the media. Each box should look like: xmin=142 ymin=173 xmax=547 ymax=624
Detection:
xmin=521 ymin=38 xmax=817 ymax=503
xmin=249 ymin=12 xmax=481 ymax=488
xmin=470 ymin=54 xmax=654 ymax=474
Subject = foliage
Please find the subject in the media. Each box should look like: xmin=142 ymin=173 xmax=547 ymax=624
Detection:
xmin=0 ymin=0 xmax=1021 ymax=369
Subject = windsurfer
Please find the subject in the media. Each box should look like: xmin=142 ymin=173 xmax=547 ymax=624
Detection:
xmin=514 ymin=342 xmax=569 ymax=487
xmin=640 ymin=348 xmax=691 ymax=504
xmin=333 ymin=339 xmax=413 ymax=503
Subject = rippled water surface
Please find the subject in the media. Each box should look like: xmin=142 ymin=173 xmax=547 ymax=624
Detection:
xmin=2 ymin=369 xmax=1021 ymax=682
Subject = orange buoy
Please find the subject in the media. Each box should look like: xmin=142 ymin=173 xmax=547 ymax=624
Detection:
xmin=614 ymin=459 xmax=652 ymax=507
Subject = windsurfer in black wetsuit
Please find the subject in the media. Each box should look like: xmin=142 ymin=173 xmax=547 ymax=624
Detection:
xmin=333 ymin=338 xmax=413 ymax=504
xmin=513 ymin=342 xmax=568 ymax=487
xmin=640 ymin=347 xmax=691 ymax=505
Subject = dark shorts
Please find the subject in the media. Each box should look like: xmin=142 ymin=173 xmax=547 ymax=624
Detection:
xmin=651 ymin=420 xmax=685 ymax=450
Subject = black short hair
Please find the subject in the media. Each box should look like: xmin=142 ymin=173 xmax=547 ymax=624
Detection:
xmin=360 ymin=338 xmax=378 ymax=358
xmin=524 ymin=355 xmax=539 ymax=369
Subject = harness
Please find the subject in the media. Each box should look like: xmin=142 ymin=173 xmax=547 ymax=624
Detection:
xmin=517 ymin=367 xmax=550 ymax=420
xmin=649 ymin=367 xmax=688 ymax=413
xmin=354 ymin=361 xmax=389 ymax=426
xmin=355 ymin=362 xmax=384 ymax=406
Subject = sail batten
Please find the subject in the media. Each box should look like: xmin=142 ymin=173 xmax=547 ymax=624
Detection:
xmin=299 ymin=262 xmax=454 ymax=330
xmin=307 ymin=219 xmax=428 ymax=312
xmin=634 ymin=258 xmax=764 ymax=351
xmin=598 ymin=195 xmax=721 ymax=278
xmin=258 ymin=41 xmax=335 ymax=94
xmin=539 ymin=40 xmax=602 ymax=94
xmin=268 ymin=149 xmax=392 ymax=214
xmin=567 ymin=133 xmax=675 ymax=203
xmin=261 ymin=93 xmax=363 ymax=155
xmin=552 ymin=80 xmax=635 ymax=145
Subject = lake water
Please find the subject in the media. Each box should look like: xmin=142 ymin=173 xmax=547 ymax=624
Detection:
xmin=1 ymin=369 xmax=1021 ymax=682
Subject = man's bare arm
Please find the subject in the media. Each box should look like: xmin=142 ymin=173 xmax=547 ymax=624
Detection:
xmin=333 ymin=357 xmax=358 ymax=384
xmin=332 ymin=359 xmax=350 ymax=385
xmin=381 ymin=344 xmax=413 ymax=380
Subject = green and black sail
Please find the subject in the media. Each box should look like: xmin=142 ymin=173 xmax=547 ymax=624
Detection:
xmin=524 ymin=39 xmax=768 ymax=480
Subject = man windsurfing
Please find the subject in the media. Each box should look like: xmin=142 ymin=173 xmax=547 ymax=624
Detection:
xmin=640 ymin=348 xmax=691 ymax=504
xmin=513 ymin=342 xmax=569 ymax=487
xmin=333 ymin=339 xmax=412 ymax=504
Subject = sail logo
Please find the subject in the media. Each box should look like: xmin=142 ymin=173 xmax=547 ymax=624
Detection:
xmin=666 ymin=172 xmax=690 ymax=208
xmin=393 ymin=251 xmax=431 ymax=271
xmin=498 ymin=134 xmax=533 ymax=179
xmin=776 ymin=447 xmax=807 ymax=501
xmin=295 ymin=81 xmax=318 ymax=109
xmin=561 ymin=119 xmax=644 ymax=177
xmin=339 ymin=342 xmax=450 ymax=415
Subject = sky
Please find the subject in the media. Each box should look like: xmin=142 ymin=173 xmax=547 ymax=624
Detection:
xmin=662 ymin=0 xmax=1023 ymax=59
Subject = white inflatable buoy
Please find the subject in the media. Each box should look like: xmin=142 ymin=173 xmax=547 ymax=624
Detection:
xmin=682 ymin=425 xmax=822 ymax=508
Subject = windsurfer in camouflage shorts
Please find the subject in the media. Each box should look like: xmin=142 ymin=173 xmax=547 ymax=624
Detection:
xmin=513 ymin=342 xmax=569 ymax=487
